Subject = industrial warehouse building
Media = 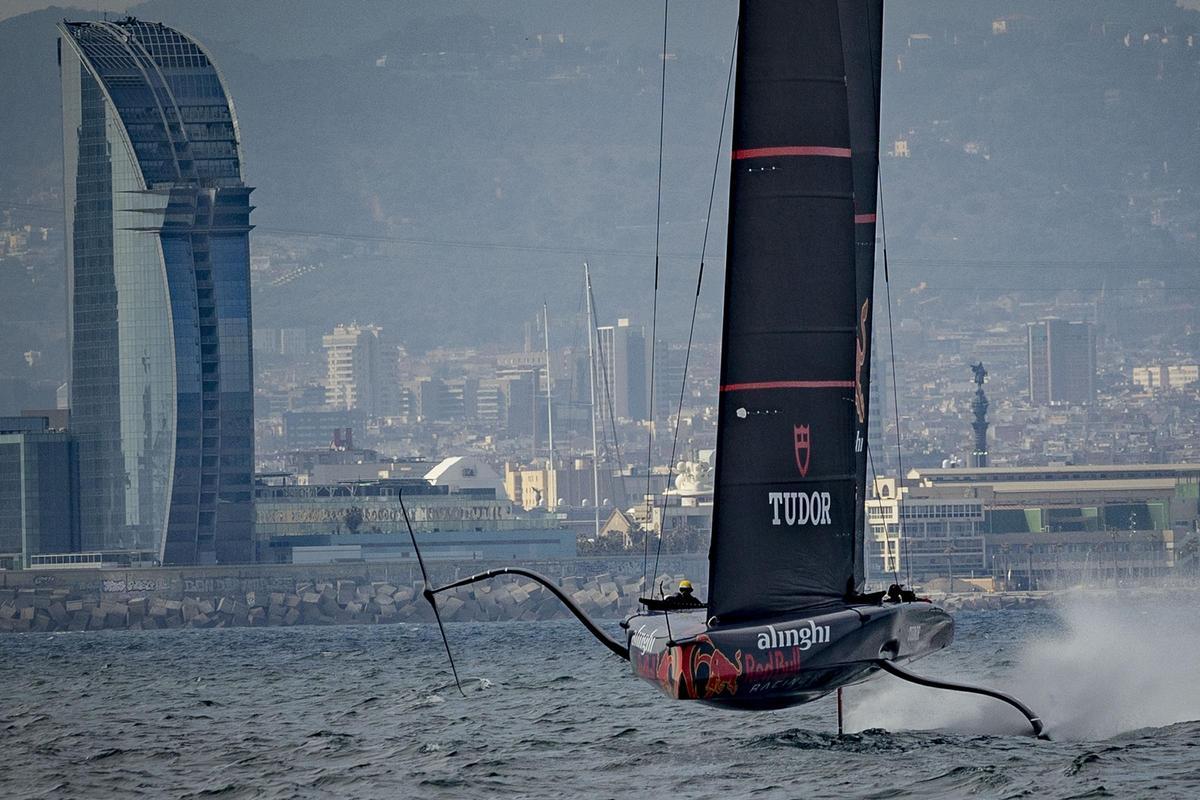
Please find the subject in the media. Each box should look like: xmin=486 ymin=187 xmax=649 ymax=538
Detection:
xmin=867 ymin=464 xmax=1200 ymax=588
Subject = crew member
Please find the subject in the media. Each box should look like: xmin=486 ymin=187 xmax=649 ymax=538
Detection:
xmin=667 ymin=579 xmax=703 ymax=609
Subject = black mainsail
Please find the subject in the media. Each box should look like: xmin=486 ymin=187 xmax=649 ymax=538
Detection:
xmin=708 ymin=0 xmax=883 ymax=621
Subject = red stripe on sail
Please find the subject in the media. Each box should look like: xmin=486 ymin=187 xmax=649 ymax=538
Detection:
xmin=733 ymin=146 xmax=852 ymax=160
xmin=721 ymin=380 xmax=855 ymax=392
xmin=854 ymin=213 xmax=877 ymax=223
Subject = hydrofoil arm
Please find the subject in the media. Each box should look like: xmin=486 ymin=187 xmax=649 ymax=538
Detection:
xmin=430 ymin=567 xmax=630 ymax=661
xmin=875 ymin=659 xmax=1048 ymax=739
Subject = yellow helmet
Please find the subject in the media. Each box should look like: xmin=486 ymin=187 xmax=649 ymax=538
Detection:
xmin=679 ymin=579 xmax=693 ymax=591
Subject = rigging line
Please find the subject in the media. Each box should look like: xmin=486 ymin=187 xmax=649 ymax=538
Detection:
xmin=398 ymin=488 xmax=465 ymax=698
xmin=881 ymin=199 xmax=912 ymax=587
xmin=642 ymin=0 xmax=670 ymax=595
xmin=650 ymin=17 xmax=738 ymax=591
xmin=587 ymin=281 xmax=628 ymax=510
xmin=256 ymin=225 xmax=718 ymax=261
xmin=864 ymin=0 xmax=911 ymax=587
xmin=865 ymin=440 xmax=901 ymax=588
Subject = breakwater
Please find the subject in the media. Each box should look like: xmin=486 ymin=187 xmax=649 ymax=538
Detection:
xmin=0 ymin=557 xmax=708 ymax=634
xmin=0 ymin=558 xmax=1082 ymax=634
xmin=937 ymin=591 xmax=1057 ymax=612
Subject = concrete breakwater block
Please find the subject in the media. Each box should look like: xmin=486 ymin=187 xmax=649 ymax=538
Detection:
xmin=48 ymin=602 xmax=69 ymax=625
xmin=0 ymin=562 xmax=714 ymax=634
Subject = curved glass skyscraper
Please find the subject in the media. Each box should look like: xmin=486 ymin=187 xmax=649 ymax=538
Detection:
xmin=59 ymin=18 xmax=255 ymax=564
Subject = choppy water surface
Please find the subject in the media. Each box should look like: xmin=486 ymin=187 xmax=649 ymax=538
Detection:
xmin=3 ymin=597 xmax=1199 ymax=799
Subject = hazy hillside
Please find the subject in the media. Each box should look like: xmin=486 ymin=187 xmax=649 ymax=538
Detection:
xmin=1 ymin=0 xmax=1196 ymax=353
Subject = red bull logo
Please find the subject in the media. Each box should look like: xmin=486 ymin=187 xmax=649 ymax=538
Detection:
xmin=647 ymin=635 xmax=743 ymax=700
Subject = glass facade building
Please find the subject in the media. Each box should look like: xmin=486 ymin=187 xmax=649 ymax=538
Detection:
xmin=0 ymin=429 xmax=80 ymax=570
xmin=59 ymin=18 xmax=255 ymax=564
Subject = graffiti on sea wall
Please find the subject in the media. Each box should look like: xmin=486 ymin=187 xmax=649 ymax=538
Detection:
xmin=181 ymin=575 xmax=300 ymax=594
xmin=103 ymin=578 xmax=170 ymax=593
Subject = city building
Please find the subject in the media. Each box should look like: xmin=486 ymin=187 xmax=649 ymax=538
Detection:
xmin=1027 ymin=319 xmax=1096 ymax=405
xmin=504 ymin=458 xmax=601 ymax=511
xmin=282 ymin=409 xmax=360 ymax=451
xmin=866 ymin=476 xmax=987 ymax=585
xmin=279 ymin=328 xmax=309 ymax=357
xmin=866 ymin=464 xmax=1196 ymax=588
xmin=1132 ymin=365 xmax=1200 ymax=392
xmin=652 ymin=343 xmax=687 ymax=421
xmin=0 ymin=417 xmax=80 ymax=569
xmin=595 ymin=319 xmax=648 ymax=421
xmin=324 ymin=323 xmax=382 ymax=416
xmin=59 ymin=18 xmax=256 ymax=564
xmin=253 ymin=477 xmax=574 ymax=563
xmin=424 ymin=456 xmax=506 ymax=496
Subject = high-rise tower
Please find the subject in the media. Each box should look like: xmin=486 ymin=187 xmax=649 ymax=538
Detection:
xmin=1027 ymin=319 xmax=1096 ymax=405
xmin=323 ymin=323 xmax=382 ymax=416
xmin=59 ymin=18 xmax=255 ymax=564
xmin=594 ymin=319 xmax=648 ymax=422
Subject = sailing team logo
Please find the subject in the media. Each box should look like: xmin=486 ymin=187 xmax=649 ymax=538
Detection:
xmin=756 ymin=620 xmax=830 ymax=651
xmin=793 ymin=424 xmax=811 ymax=477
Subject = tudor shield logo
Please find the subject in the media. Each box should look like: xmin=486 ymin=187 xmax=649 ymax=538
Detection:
xmin=793 ymin=424 xmax=811 ymax=477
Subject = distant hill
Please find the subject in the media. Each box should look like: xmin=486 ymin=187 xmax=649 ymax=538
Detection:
xmin=1 ymin=0 xmax=1196 ymax=353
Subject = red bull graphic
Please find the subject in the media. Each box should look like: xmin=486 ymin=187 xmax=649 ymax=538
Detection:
xmin=636 ymin=634 xmax=743 ymax=700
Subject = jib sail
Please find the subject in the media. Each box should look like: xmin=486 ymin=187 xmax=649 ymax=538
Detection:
xmin=707 ymin=0 xmax=883 ymax=622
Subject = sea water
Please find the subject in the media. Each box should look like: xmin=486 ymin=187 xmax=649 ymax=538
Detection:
xmin=2 ymin=594 xmax=1198 ymax=799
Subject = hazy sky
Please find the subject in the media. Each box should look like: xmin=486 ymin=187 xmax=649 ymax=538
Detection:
xmin=0 ymin=1 xmax=137 ymax=23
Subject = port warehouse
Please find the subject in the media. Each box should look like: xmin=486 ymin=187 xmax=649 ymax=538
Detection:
xmin=868 ymin=464 xmax=1200 ymax=587
xmin=253 ymin=479 xmax=575 ymax=563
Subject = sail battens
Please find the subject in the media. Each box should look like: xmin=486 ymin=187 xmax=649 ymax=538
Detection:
xmin=732 ymin=191 xmax=855 ymax=202
xmin=730 ymin=326 xmax=857 ymax=335
xmin=721 ymin=380 xmax=854 ymax=392
xmin=716 ymin=475 xmax=856 ymax=488
xmin=734 ymin=146 xmax=851 ymax=160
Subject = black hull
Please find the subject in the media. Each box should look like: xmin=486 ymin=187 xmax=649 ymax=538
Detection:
xmin=625 ymin=601 xmax=953 ymax=710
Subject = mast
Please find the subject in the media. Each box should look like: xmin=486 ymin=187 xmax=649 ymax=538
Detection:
xmin=542 ymin=303 xmax=554 ymax=510
xmin=584 ymin=263 xmax=601 ymax=540
xmin=543 ymin=301 xmax=555 ymax=478
xmin=706 ymin=0 xmax=884 ymax=622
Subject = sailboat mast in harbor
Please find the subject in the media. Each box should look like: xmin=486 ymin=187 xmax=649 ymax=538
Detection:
xmin=584 ymin=263 xmax=601 ymax=540
xmin=542 ymin=301 xmax=555 ymax=484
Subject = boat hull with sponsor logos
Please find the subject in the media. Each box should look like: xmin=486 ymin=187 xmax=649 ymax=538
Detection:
xmin=625 ymin=601 xmax=953 ymax=710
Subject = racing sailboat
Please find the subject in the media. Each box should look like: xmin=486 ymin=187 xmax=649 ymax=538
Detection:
xmin=412 ymin=0 xmax=1045 ymax=735
xmin=622 ymin=0 xmax=953 ymax=710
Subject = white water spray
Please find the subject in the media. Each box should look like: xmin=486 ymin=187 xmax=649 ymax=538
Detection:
xmin=847 ymin=593 xmax=1200 ymax=740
